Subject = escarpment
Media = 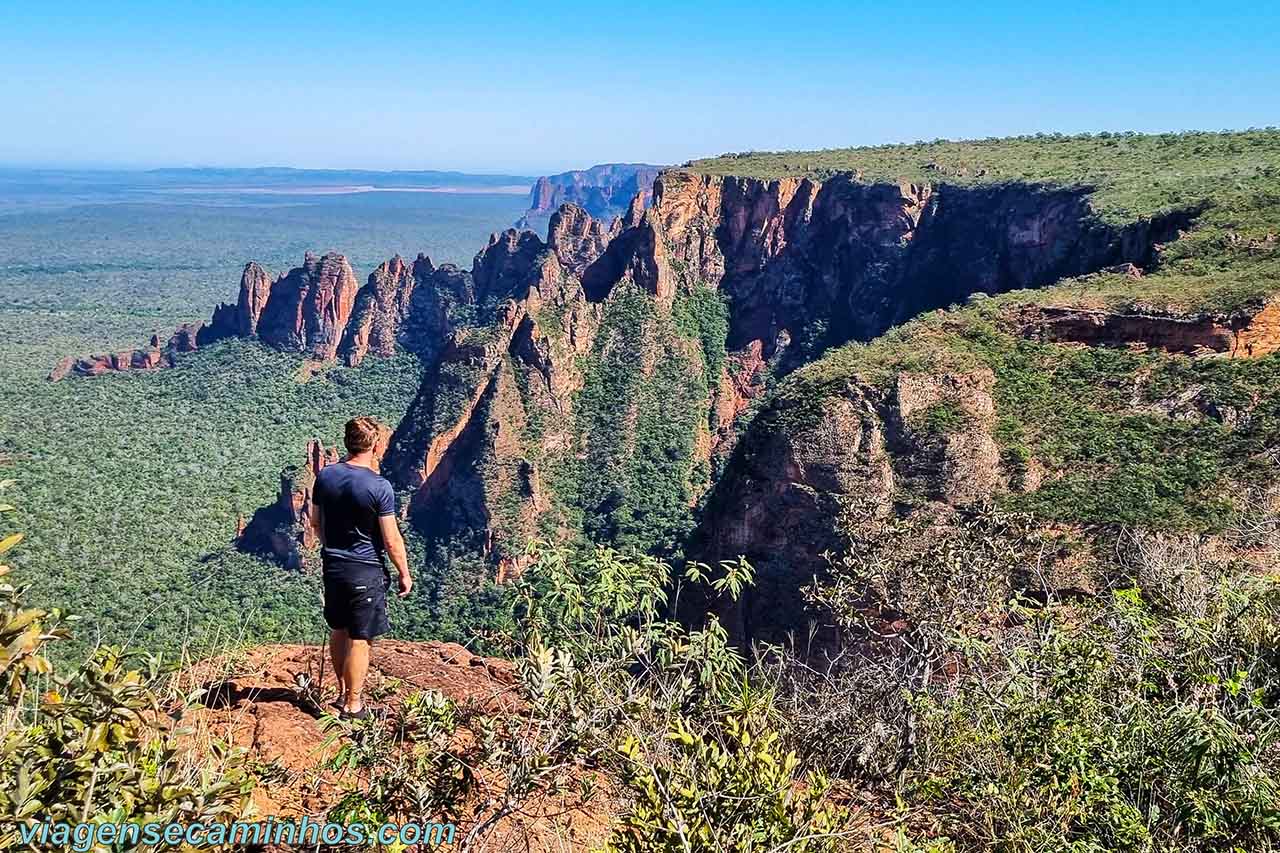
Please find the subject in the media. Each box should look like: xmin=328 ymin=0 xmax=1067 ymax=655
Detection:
xmin=519 ymin=163 xmax=663 ymax=226
xmin=651 ymin=170 xmax=1199 ymax=377
xmin=693 ymin=367 xmax=1010 ymax=643
xmin=55 ymin=157 xmax=1257 ymax=641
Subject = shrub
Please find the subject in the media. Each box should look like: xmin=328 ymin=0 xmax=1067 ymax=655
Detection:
xmin=605 ymin=708 xmax=846 ymax=853
xmin=0 ymin=483 xmax=253 ymax=848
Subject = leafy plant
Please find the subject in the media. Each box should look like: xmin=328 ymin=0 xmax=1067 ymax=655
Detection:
xmin=0 ymin=484 xmax=254 ymax=849
xmin=605 ymin=707 xmax=848 ymax=853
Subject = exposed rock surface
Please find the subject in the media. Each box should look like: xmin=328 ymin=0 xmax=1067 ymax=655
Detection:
xmin=47 ymin=321 xmax=228 ymax=380
xmin=696 ymin=368 xmax=1006 ymax=644
xmin=581 ymin=208 xmax=677 ymax=303
xmin=341 ymin=254 xmax=419 ymax=366
xmin=651 ymin=170 xmax=1198 ymax=377
xmin=1014 ymin=300 xmax=1280 ymax=358
xmin=255 ymin=252 xmax=360 ymax=359
xmin=183 ymin=641 xmax=516 ymax=814
xmin=51 ymin=241 xmax=486 ymax=378
xmin=384 ymin=250 xmax=589 ymax=571
xmin=236 ymin=261 xmax=274 ymax=337
xmin=180 ymin=641 xmax=610 ymax=848
xmin=547 ymin=203 xmax=620 ymax=276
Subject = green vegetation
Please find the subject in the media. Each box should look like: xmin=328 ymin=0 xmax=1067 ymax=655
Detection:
xmin=806 ymin=503 xmax=1280 ymax=851
xmin=766 ymin=306 xmax=1280 ymax=529
xmin=2 ymin=340 xmax=423 ymax=659
xmin=0 ymin=488 xmax=253 ymax=847
xmin=673 ymin=284 xmax=730 ymax=387
xmin=316 ymin=514 xmax=1280 ymax=852
xmin=0 ymin=189 xmax=522 ymax=658
xmin=7 ymin=484 xmax=1280 ymax=851
xmin=691 ymin=131 xmax=1280 ymax=319
xmin=687 ymin=129 xmax=1280 ymax=224
xmin=910 ymin=399 xmax=968 ymax=437
xmin=561 ymin=282 xmax=713 ymax=556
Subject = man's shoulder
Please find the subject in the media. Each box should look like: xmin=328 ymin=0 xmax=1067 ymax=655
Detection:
xmin=349 ymin=463 xmax=392 ymax=490
xmin=315 ymin=462 xmax=345 ymax=484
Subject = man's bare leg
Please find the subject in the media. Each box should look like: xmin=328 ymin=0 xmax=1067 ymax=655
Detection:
xmin=343 ymin=638 xmax=371 ymax=713
xmin=329 ymin=628 xmax=349 ymax=704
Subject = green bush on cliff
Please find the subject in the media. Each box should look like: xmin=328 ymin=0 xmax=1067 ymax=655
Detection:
xmin=795 ymin=502 xmax=1280 ymax=852
xmin=322 ymin=541 xmax=849 ymax=852
xmin=904 ymin=581 xmax=1280 ymax=851
xmin=510 ymin=543 xmax=850 ymax=853
xmin=673 ymin=285 xmax=729 ymax=388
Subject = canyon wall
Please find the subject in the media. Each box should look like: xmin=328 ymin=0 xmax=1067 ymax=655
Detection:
xmin=54 ymin=171 xmax=1225 ymax=624
xmin=650 ymin=170 xmax=1197 ymax=374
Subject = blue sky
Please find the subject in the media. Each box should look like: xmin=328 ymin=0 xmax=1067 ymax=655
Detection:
xmin=2 ymin=1 xmax=1277 ymax=173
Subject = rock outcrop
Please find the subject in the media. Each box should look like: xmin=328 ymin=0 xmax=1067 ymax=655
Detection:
xmin=695 ymin=368 xmax=1007 ymax=644
xmin=238 ymin=425 xmax=392 ymax=570
xmin=547 ymin=203 xmax=621 ymax=276
xmin=651 ymin=171 xmax=1198 ymax=378
xmin=519 ymin=163 xmax=663 ymax=226
xmin=253 ymin=252 xmax=360 ymax=360
xmin=184 ymin=641 xmax=516 ymax=813
xmin=340 ymin=255 xmax=420 ymax=366
xmin=236 ymin=261 xmax=274 ymax=337
xmin=181 ymin=641 xmax=609 ymax=848
xmin=384 ymin=230 xmax=596 ymax=570
xmin=1013 ymin=300 xmax=1280 ymax=358
xmin=47 ymin=321 xmax=228 ymax=380
xmin=51 ymin=243 xmax=484 ymax=378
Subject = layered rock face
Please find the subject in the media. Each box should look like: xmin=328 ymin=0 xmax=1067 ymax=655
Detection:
xmin=1014 ymin=300 xmax=1280 ymax=358
xmin=251 ymin=252 xmax=360 ymax=359
xmin=520 ymin=163 xmax=663 ymax=225
xmin=547 ymin=202 xmax=621 ymax=275
xmin=652 ymin=171 xmax=1197 ymax=373
xmin=338 ymin=253 xmax=472 ymax=367
xmin=383 ymin=222 xmax=604 ymax=575
xmin=236 ymin=261 xmax=274 ymax=337
xmin=695 ymin=369 xmax=1007 ymax=642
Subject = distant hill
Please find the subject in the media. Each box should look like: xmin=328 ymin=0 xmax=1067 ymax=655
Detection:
xmin=518 ymin=163 xmax=663 ymax=226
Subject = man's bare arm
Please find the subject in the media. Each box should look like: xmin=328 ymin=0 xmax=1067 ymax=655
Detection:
xmin=310 ymin=504 xmax=325 ymax=548
xmin=378 ymin=515 xmax=412 ymax=598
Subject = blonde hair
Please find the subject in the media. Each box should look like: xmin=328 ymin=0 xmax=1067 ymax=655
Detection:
xmin=344 ymin=416 xmax=384 ymax=455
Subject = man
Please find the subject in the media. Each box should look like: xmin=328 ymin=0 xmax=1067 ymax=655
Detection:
xmin=310 ymin=416 xmax=412 ymax=719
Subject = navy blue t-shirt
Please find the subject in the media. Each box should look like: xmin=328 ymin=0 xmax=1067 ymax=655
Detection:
xmin=313 ymin=462 xmax=397 ymax=567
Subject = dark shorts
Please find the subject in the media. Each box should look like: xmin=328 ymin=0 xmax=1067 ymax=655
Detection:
xmin=322 ymin=560 xmax=390 ymax=640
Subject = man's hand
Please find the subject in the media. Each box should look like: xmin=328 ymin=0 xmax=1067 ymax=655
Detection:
xmin=379 ymin=514 xmax=412 ymax=598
